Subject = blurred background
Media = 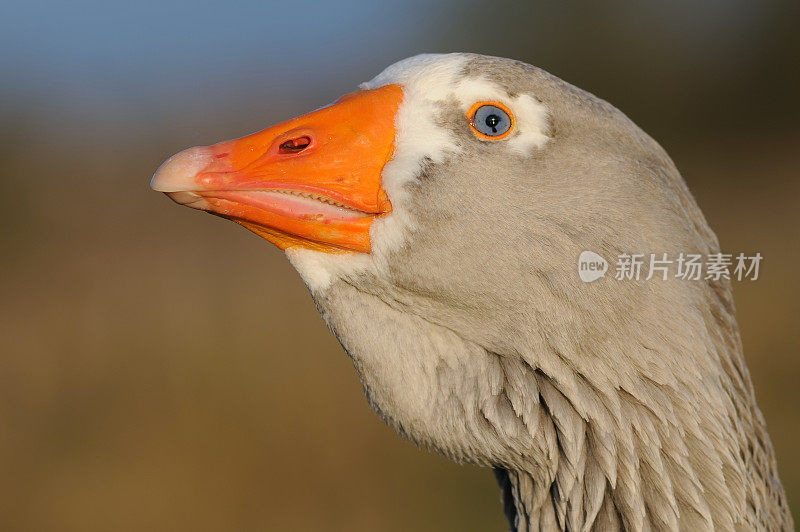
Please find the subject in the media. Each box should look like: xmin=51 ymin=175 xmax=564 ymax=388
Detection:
xmin=1 ymin=1 xmax=798 ymax=530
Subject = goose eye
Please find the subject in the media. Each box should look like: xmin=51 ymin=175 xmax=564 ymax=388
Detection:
xmin=469 ymin=103 xmax=514 ymax=139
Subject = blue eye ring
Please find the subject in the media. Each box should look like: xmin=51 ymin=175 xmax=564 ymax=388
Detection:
xmin=468 ymin=101 xmax=515 ymax=140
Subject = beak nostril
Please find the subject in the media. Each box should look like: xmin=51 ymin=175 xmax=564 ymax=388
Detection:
xmin=279 ymin=136 xmax=312 ymax=154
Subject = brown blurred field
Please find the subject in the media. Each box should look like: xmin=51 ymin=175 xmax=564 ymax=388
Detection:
xmin=1 ymin=2 xmax=799 ymax=530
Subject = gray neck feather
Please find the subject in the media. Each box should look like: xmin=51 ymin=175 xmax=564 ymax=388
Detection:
xmin=313 ymin=277 xmax=792 ymax=531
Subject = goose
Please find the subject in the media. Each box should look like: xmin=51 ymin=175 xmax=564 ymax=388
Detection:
xmin=151 ymin=53 xmax=792 ymax=531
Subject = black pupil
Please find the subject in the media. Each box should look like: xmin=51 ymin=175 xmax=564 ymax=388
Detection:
xmin=485 ymin=114 xmax=502 ymax=133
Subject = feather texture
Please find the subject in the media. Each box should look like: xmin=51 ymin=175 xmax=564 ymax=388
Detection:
xmin=288 ymin=54 xmax=792 ymax=531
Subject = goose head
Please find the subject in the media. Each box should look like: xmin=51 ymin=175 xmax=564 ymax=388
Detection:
xmin=151 ymin=53 xmax=791 ymax=531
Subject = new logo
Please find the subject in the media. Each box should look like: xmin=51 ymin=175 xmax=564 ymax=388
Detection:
xmin=578 ymin=251 xmax=608 ymax=283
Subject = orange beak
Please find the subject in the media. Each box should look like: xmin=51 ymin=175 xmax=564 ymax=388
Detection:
xmin=151 ymin=84 xmax=403 ymax=253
